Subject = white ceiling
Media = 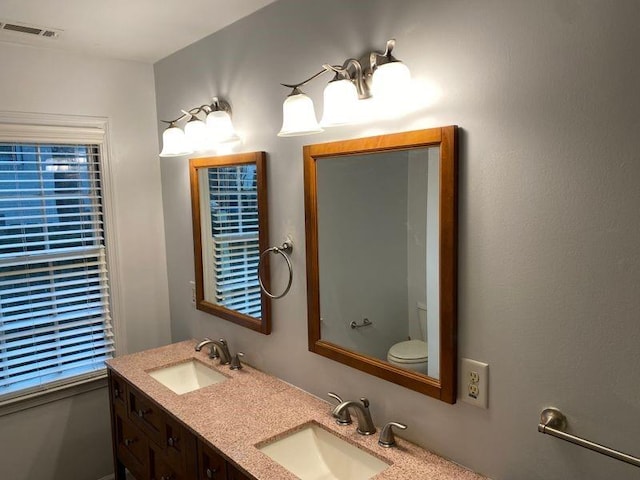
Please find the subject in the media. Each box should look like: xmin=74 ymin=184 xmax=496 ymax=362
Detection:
xmin=0 ymin=0 xmax=277 ymax=63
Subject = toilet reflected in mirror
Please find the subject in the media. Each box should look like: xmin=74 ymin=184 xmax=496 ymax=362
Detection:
xmin=387 ymin=303 xmax=429 ymax=375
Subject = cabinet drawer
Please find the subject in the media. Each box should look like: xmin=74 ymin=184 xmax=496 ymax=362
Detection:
xmin=128 ymin=386 xmax=163 ymax=445
xmin=115 ymin=412 xmax=148 ymax=479
xmin=197 ymin=441 xmax=227 ymax=480
xmin=151 ymin=443 xmax=186 ymax=480
xmin=227 ymin=463 xmax=253 ymax=480
xmin=163 ymin=413 xmax=194 ymax=473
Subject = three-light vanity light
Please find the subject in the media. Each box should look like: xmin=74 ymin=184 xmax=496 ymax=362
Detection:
xmin=159 ymin=38 xmax=411 ymax=156
xmin=159 ymin=97 xmax=239 ymax=157
xmin=278 ymin=39 xmax=411 ymax=137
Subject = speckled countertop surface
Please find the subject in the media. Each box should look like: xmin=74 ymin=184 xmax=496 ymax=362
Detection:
xmin=107 ymin=340 xmax=487 ymax=480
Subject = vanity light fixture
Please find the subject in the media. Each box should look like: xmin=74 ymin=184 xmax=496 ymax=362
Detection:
xmin=277 ymin=39 xmax=411 ymax=137
xmin=159 ymin=97 xmax=240 ymax=157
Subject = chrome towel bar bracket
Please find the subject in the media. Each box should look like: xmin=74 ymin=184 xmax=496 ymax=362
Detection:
xmin=350 ymin=318 xmax=373 ymax=329
xmin=538 ymin=407 xmax=640 ymax=468
xmin=258 ymin=238 xmax=293 ymax=299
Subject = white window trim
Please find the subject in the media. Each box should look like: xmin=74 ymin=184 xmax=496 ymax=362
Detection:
xmin=0 ymin=111 xmax=124 ymax=416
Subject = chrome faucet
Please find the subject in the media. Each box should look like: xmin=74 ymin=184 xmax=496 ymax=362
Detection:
xmin=331 ymin=397 xmax=376 ymax=435
xmin=195 ymin=337 xmax=232 ymax=365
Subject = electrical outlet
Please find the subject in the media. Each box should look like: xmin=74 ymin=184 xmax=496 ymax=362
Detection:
xmin=461 ymin=358 xmax=489 ymax=408
xmin=468 ymin=383 xmax=479 ymax=398
xmin=189 ymin=281 xmax=196 ymax=304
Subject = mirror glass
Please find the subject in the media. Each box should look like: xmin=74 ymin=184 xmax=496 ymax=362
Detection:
xmin=304 ymin=127 xmax=457 ymax=402
xmin=189 ymin=152 xmax=271 ymax=334
xmin=317 ymin=147 xmax=440 ymax=379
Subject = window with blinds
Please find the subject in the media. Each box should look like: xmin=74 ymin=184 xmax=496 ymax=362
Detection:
xmin=206 ymin=165 xmax=261 ymax=318
xmin=0 ymin=142 xmax=113 ymax=400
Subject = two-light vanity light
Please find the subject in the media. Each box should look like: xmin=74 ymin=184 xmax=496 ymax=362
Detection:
xmin=278 ymin=39 xmax=411 ymax=137
xmin=159 ymin=97 xmax=239 ymax=157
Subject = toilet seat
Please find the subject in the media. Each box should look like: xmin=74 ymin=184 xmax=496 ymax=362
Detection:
xmin=387 ymin=339 xmax=428 ymax=365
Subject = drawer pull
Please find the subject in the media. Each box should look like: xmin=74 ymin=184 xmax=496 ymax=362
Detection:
xmin=160 ymin=475 xmax=174 ymax=480
xmin=137 ymin=408 xmax=150 ymax=418
xmin=167 ymin=436 xmax=179 ymax=447
xmin=206 ymin=467 xmax=217 ymax=478
xmin=124 ymin=438 xmax=136 ymax=446
xmin=114 ymin=388 xmax=120 ymax=398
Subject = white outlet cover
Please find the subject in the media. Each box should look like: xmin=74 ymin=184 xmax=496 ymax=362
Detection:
xmin=460 ymin=358 xmax=489 ymax=408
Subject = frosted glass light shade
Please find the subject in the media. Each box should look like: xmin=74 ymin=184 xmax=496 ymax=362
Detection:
xmin=371 ymin=61 xmax=411 ymax=101
xmin=159 ymin=125 xmax=193 ymax=157
xmin=320 ymin=79 xmax=360 ymax=127
xmin=184 ymin=117 xmax=209 ymax=152
xmin=278 ymin=93 xmax=323 ymax=137
xmin=206 ymin=110 xmax=239 ymax=144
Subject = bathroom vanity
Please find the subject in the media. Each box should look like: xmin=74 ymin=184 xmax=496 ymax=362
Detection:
xmin=109 ymin=366 xmax=250 ymax=479
xmin=107 ymin=340 xmax=486 ymax=480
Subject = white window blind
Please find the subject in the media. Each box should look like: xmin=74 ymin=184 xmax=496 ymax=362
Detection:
xmin=207 ymin=165 xmax=261 ymax=318
xmin=0 ymin=140 xmax=113 ymax=400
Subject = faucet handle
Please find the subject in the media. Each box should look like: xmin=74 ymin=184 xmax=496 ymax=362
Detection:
xmin=378 ymin=422 xmax=407 ymax=448
xmin=328 ymin=392 xmax=352 ymax=425
xmin=230 ymin=352 xmax=244 ymax=370
xmin=328 ymin=392 xmax=343 ymax=403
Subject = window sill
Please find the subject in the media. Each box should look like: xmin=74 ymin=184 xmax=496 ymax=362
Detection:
xmin=0 ymin=373 xmax=108 ymax=417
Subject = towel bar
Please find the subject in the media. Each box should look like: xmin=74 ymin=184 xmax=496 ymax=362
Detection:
xmin=538 ymin=408 xmax=640 ymax=468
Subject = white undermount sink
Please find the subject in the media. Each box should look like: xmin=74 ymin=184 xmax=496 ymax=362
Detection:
xmin=148 ymin=359 xmax=227 ymax=394
xmin=258 ymin=423 xmax=389 ymax=480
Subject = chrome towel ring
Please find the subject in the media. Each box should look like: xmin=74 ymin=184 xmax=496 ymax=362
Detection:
xmin=258 ymin=239 xmax=293 ymax=299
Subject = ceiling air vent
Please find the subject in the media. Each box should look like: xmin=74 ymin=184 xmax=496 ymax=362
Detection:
xmin=0 ymin=20 xmax=61 ymax=39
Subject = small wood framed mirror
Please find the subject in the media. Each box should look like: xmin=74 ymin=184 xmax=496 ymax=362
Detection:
xmin=304 ymin=127 xmax=457 ymax=402
xmin=189 ymin=151 xmax=271 ymax=334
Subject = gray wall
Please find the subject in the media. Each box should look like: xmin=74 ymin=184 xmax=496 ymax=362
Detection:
xmin=0 ymin=389 xmax=112 ymax=480
xmin=0 ymin=42 xmax=171 ymax=479
xmin=154 ymin=1 xmax=640 ymax=479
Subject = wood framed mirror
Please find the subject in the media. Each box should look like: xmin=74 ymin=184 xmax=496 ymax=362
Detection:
xmin=189 ymin=151 xmax=271 ymax=334
xmin=304 ymin=127 xmax=457 ymax=402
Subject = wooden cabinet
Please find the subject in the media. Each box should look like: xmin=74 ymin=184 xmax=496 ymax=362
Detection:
xmin=114 ymin=412 xmax=148 ymax=479
xmin=196 ymin=441 xmax=252 ymax=480
xmin=226 ymin=463 xmax=252 ymax=480
xmin=127 ymin=385 xmax=164 ymax=447
xmin=108 ymin=370 xmax=252 ymax=480
xmin=197 ymin=440 xmax=228 ymax=480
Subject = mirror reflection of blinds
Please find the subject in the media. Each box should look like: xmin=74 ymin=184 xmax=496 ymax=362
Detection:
xmin=208 ymin=165 xmax=261 ymax=318
xmin=0 ymin=143 xmax=113 ymax=400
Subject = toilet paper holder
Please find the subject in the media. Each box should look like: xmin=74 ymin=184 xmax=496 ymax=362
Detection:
xmin=350 ymin=318 xmax=373 ymax=329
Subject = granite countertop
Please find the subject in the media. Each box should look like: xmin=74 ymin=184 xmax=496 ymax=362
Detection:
xmin=107 ymin=340 xmax=487 ymax=480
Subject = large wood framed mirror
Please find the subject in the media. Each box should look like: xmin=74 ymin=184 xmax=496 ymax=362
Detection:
xmin=304 ymin=127 xmax=457 ymax=402
xmin=189 ymin=152 xmax=271 ymax=334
